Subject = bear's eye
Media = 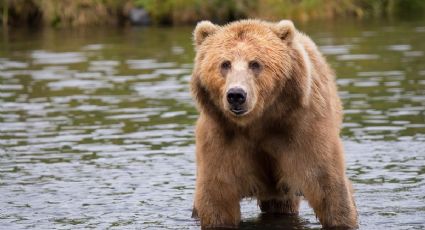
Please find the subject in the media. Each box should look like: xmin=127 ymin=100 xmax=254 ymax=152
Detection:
xmin=248 ymin=60 xmax=261 ymax=71
xmin=220 ymin=60 xmax=231 ymax=71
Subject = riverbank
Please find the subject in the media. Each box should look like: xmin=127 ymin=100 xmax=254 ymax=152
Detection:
xmin=1 ymin=0 xmax=425 ymax=27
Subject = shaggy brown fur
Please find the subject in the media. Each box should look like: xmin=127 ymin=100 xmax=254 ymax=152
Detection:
xmin=190 ymin=19 xmax=358 ymax=229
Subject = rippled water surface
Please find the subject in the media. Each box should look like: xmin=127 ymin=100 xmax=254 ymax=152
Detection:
xmin=1 ymin=20 xmax=424 ymax=229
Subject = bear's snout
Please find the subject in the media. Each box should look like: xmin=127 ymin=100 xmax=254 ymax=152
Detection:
xmin=226 ymin=87 xmax=247 ymax=115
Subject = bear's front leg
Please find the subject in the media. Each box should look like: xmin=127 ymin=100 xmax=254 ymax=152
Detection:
xmin=192 ymin=117 xmax=243 ymax=228
xmin=304 ymin=175 xmax=357 ymax=229
xmin=194 ymin=179 xmax=241 ymax=228
xmin=300 ymin=144 xmax=358 ymax=229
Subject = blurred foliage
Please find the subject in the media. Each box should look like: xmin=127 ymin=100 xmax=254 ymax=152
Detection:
xmin=0 ymin=0 xmax=133 ymax=27
xmin=134 ymin=0 xmax=255 ymax=24
xmin=1 ymin=0 xmax=425 ymax=27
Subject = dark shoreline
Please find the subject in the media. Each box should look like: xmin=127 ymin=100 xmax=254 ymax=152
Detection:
xmin=1 ymin=0 xmax=425 ymax=28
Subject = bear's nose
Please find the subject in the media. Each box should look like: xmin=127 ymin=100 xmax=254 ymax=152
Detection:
xmin=227 ymin=88 xmax=247 ymax=106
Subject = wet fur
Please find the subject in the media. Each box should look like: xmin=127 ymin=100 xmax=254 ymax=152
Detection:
xmin=191 ymin=19 xmax=358 ymax=229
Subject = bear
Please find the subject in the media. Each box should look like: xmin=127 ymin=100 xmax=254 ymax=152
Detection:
xmin=190 ymin=19 xmax=358 ymax=229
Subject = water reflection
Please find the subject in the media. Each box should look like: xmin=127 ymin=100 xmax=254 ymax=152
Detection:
xmin=0 ymin=20 xmax=424 ymax=229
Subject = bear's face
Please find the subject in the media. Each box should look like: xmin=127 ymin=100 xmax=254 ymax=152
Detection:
xmin=192 ymin=20 xmax=296 ymax=125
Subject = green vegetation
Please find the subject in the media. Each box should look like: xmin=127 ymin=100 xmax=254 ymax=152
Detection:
xmin=1 ymin=0 xmax=131 ymax=27
xmin=1 ymin=0 xmax=425 ymax=27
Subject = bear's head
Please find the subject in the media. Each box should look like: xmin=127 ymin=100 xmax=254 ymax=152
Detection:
xmin=191 ymin=19 xmax=308 ymax=126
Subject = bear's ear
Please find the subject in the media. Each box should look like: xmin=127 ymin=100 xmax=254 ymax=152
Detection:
xmin=193 ymin=21 xmax=220 ymax=47
xmin=270 ymin=20 xmax=295 ymax=42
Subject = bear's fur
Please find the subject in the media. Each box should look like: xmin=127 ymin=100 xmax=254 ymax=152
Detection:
xmin=190 ymin=19 xmax=358 ymax=229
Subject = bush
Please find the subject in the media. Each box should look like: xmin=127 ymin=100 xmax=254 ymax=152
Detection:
xmin=1 ymin=0 xmax=424 ymax=27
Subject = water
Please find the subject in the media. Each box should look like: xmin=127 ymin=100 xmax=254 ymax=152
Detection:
xmin=0 ymin=19 xmax=424 ymax=229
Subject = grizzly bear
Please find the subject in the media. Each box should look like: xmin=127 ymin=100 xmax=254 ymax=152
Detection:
xmin=190 ymin=19 xmax=358 ymax=229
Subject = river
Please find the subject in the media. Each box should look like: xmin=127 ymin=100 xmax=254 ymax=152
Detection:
xmin=0 ymin=19 xmax=424 ymax=229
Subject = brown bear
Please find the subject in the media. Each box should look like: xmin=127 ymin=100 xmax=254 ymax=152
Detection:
xmin=190 ymin=19 xmax=358 ymax=229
